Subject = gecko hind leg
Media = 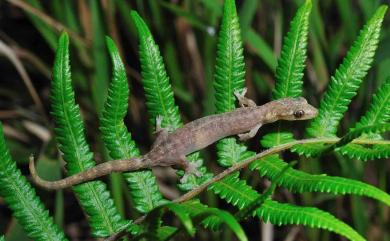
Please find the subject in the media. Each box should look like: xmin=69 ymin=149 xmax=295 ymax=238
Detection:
xmin=238 ymin=123 xmax=262 ymax=141
xmin=234 ymin=87 xmax=257 ymax=107
xmin=178 ymin=157 xmax=203 ymax=183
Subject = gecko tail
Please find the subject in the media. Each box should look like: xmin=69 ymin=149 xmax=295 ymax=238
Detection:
xmin=29 ymin=156 xmax=145 ymax=190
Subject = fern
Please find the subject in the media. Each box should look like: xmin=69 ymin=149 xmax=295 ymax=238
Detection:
xmin=0 ymin=235 xmax=3 ymax=241
xmin=213 ymin=0 xmax=254 ymax=167
xmin=339 ymin=76 xmax=390 ymax=160
xmin=258 ymin=200 xmax=365 ymax=241
xmin=50 ymin=32 xmax=129 ymax=237
xmin=354 ymin=77 xmax=390 ymax=128
xmin=261 ymin=0 xmax=311 ymax=148
xmin=100 ymin=37 xmax=165 ymax=213
xmin=272 ymin=0 xmax=312 ymax=100
xmin=306 ymin=6 xmax=387 ymax=138
xmin=209 ymin=172 xmax=364 ymax=240
xmin=250 ymin=155 xmax=390 ymax=206
xmin=138 ymin=201 xmax=247 ymax=241
xmin=130 ymin=11 xmax=213 ymax=191
xmin=0 ymin=123 xmax=68 ymax=241
xmin=177 ymin=200 xmax=248 ymax=241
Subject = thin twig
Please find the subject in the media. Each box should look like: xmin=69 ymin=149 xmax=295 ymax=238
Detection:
xmin=6 ymin=0 xmax=89 ymax=47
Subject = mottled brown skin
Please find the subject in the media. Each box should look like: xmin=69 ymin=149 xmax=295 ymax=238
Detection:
xmin=30 ymin=95 xmax=318 ymax=190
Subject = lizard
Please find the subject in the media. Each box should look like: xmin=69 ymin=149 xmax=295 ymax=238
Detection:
xmin=29 ymin=88 xmax=318 ymax=190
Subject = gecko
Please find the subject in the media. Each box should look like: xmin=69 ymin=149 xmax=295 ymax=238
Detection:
xmin=29 ymin=88 xmax=318 ymax=190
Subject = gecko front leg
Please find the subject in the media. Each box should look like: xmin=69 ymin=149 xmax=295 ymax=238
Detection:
xmin=234 ymin=87 xmax=256 ymax=107
xmin=238 ymin=123 xmax=262 ymax=141
xmin=152 ymin=115 xmax=170 ymax=149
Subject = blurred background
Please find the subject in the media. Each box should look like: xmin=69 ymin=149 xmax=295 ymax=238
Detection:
xmin=0 ymin=0 xmax=389 ymax=240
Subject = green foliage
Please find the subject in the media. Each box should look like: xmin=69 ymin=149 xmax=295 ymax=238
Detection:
xmin=307 ymin=6 xmax=387 ymax=137
xmin=130 ymin=11 xmax=213 ymax=190
xmin=251 ymin=155 xmax=390 ymax=206
xmin=213 ymin=0 xmax=254 ymax=167
xmin=100 ymin=37 xmax=165 ymax=213
xmin=50 ymin=32 xmax=129 ymax=237
xmin=258 ymin=200 xmax=366 ymax=241
xmin=272 ymin=0 xmax=312 ymax=100
xmin=0 ymin=123 xmax=67 ymax=241
xmin=209 ymin=171 xmax=364 ymax=240
xmin=136 ymin=201 xmax=247 ymax=241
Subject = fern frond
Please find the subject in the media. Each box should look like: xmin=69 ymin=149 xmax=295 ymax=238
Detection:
xmin=178 ymin=200 xmax=248 ymax=241
xmin=210 ymin=171 xmax=364 ymax=240
xmin=236 ymin=162 xmax=295 ymax=220
xmin=0 ymin=123 xmax=68 ymax=241
xmin=306 ymin=5 xmax=387 ymax=137
xmin=209 ymin=172 xmax=259 ymax=210
xmin=156 ymin=226 xmax=178 ymax=241
xmin=260 ymin=132 xmax=295 ymax=148
xmin=272 ymin=0 xmax=312 ymax=99
xmin=258 ymin=200 xmax=366 ymax=241
xmin=0 ymin=235 xmax=3 ymax=241
xmin=338 ymin=77 xmax=390 ymax=160
xmin=250 ymin=155 xmax=390 ymax=206
xmin=330 ymin=123 xmax=390 ymax=150
xmin=355 ymin=76 xmax=390 ymax=127
xmin=338 ymin=143 xmax=390 ymax=161
xmin=100 ymin=37 xmax=165 ymax=213
xmin=131 ymin=11 xmax=212 ymax=190
xmin=50 ymin=32 xmax=128 ymax=237
xmin=213 ymin=0 xmax=253 ymax=167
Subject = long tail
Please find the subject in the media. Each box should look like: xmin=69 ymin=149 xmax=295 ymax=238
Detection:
xmin=29 ymin=156 xmax=146 ymax=190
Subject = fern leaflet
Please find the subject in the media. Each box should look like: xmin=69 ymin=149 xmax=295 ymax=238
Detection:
xmin=0 ymin=123 xmax=68 ymax=241
xmin=213 ymin=0 xmax=254 ymax=167
xmin=131 ymin=11 xmax=212 ymax=190
xmin=100 ymin=37 xmax=165 ymax=213
xmin=50 ymin=32 xmax=128 ymax=237
xmin=272 ymin=0 xmax=312 ymax=99
xmin=209 ymin=171 xmax=365 ymax=240
xmin=306 ymin=6 xmax=387 ymax=137
xmin=258 ymin=200 xmax=365 ymax=241
xmin=250 ymin=155 xmax=390 ymax=206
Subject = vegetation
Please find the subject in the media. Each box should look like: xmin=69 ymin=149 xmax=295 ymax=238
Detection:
xmin=0 ymin=0 xmax=389 ymax=240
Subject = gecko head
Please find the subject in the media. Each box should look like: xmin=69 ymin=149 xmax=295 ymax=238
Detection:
xmin=274 ymin=97 xmax=318 ymax=121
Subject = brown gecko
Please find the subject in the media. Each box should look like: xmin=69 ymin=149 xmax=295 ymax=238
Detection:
xmin=29 ymin=88 xmax=318 ymax=190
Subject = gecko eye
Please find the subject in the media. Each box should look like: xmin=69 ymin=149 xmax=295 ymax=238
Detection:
xmin=293 ymin=110 xmax=305 ymax=118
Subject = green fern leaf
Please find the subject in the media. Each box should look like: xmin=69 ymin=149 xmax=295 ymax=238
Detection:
xmin=339 ymin=77 xmax=390 ymax=160
xmin=338 ymin=143 xmax=390 ymax=161
xmin=329 ymin=124 xmax=390 ymax=150
xmin=259 ymin=200 xmax=366 ymax=241
xmin=272 ymin=0 xmax=312 ymax=99
xmin=260 ymin=132 xmax=295 ymax=148
xmin=213 ymin=0 xmax=254 ymax=167
xmin=0 ymin=235 xmax=3 ymax=241
xmin=156 ymin=226 xmax=178 ymax=241
xmin=100 ymin=37 xmax=165 ymax=213
xmin=250 ymin=155 xmax=390 ymax=206
xmin=131 ymin=11 xmax=212 ymax=190
xmin=209 ymin=172 xmax=259 ymax=209
xmin=355 ymin=76 xmax=390 ymax=128
xmin=50 ymin=32 xmax=128 ymax=237
xmin=236 ymin=162 xmax=295 ymax=220
xmin=177 ymin=200 xmax=248 ymax=241
xmin=306 ymin=5 xmax=387 ymax=137
xmin=0 ymin=123 xmax=68 ymax=241
xmin=210 ymin=171 xmax=365 ymax=240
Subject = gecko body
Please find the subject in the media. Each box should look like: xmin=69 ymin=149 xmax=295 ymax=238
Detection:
xmin=30 ymin=90 xmax=318 ymax=190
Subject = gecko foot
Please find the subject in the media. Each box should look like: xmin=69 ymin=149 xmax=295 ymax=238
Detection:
xmin=234 ymin=87 xmax=256 ymax=107
xmin=180 ymin=160 xmax=203 ymax=183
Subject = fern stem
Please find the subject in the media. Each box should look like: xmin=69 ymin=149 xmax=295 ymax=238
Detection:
xmin=174 ymin=137 xmax=390 ymax=203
